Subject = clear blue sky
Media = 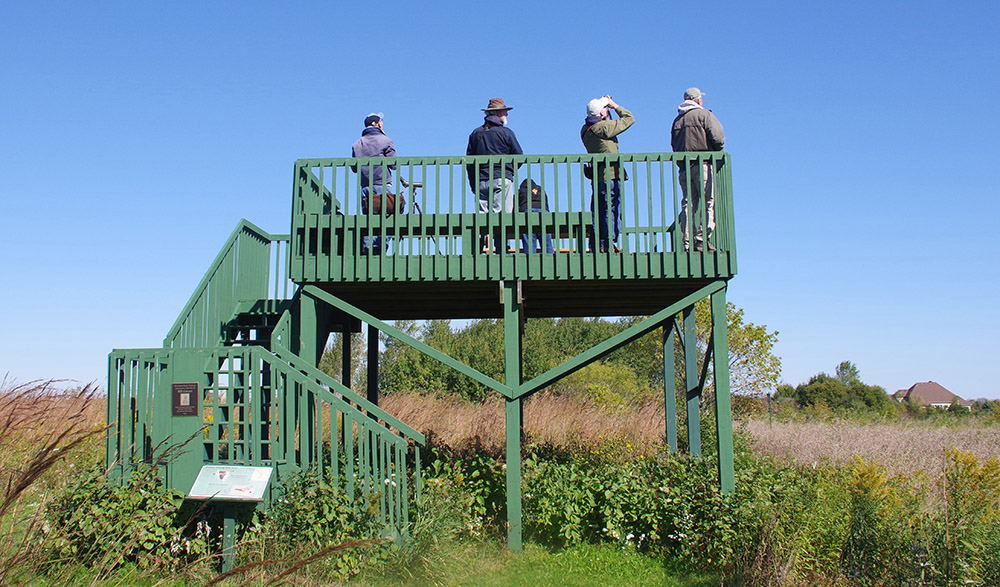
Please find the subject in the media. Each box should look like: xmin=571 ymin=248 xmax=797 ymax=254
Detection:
xmin=2 ymin=1 xmax=998 ymax=399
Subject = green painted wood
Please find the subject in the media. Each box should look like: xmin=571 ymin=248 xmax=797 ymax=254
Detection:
xmin=711 ymin=290 xmax=736 ymax=493
xmin=514 ymin=282 xmax=726 ymax=399
xmin=503 ymin=282 xmax=523 ymax=551
xmin=290 ymin=153 xmax=734 ymax=285
xmin=663 ymin=319 xmax=678 ymax=453
xmin=303 ymin=286 xmax=511 ymax=398
xmin=684 ymin=306 xmax=701 ymax=457
xmin=164 ymin=220 xmax=290 ymax=349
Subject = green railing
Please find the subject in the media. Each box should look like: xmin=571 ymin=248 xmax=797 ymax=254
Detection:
xmin=107 ymin=344 xmax=423 ymax=532
xmin=163 ymin=220 xmax=292 ymax=348
xmin=290 ymin=152 xmax=735 ymax=283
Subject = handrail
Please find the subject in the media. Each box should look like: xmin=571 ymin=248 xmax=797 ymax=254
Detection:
xmin=290 ymin=152 xmax=734 ymax=283
xmin=108 ymin=344 xmax=421 ymax=533
xmin=163 ymin=219 xmax=292 ymax=348
xmin=267 ymin=345 xmax=425 ymax=444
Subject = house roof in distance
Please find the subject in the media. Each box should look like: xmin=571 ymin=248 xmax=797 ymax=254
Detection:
xmin=901 ymin=381 xmax=967 ymax=406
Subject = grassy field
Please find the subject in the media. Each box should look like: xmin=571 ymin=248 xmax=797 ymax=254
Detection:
xmin=746 ymin=418 xmax=1000 ymax=478
xmin=3 ymin=382 xmax=1000 ymax=585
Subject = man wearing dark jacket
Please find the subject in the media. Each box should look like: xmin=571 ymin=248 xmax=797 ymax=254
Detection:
xmin=352 ymin=112 xmax=396 ymax=255
xmin=467 ymin=97 xmax=523 ymax=253
xmin=671 ymin=87 xmax=725 ymax=252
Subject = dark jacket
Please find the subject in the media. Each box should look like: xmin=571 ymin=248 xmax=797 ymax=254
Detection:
xmin=351 ymin=127 xmax=396 ymax=187
xmin=670 ymin=102 xmax=725 ymax=152
xmin=517 ymin=179 xmax=549 ymax=212
xmin=466 ymin=115 xmax=523 ymax=187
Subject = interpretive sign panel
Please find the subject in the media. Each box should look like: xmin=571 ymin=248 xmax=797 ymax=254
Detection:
xmin=188 ymin=465 xmax=273 ymax=501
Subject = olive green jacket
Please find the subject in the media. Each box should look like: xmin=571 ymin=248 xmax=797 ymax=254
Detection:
xmin=580 ymin=106 xmax=635 ymax=181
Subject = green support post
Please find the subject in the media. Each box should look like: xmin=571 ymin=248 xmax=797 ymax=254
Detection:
xmin=711 ymin=289 xmax=735 ymax=493
xmin=221 ymin=503 xmax=236 ymax=573
xmin=503 ymin=281 xmax=523 ymax=551
xmin=367 ymin=323 xmax=379 ymax=406
xmin=341 ymin=322 xmax=352 ymax=390
xmin=683 ymin=305 xmax=701 ymax=457
xmin=662 ymin=319 xmax=677 ymax=453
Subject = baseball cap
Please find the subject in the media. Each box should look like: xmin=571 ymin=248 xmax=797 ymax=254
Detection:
xmin=683 ymin=87 xmax=705 ymax=100
xmin=364 ymin=112 xmax=384 ymax=126
xmin=586 ymin=97 xmax=610 ymax=116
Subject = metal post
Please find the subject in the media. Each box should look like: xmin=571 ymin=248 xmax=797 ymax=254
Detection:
xmin=711 ymin=289 xmax=735 ymax=493
xmin=683 ymin=305 xmax=701 ymax=456
xmin=503 ymin=281 xmax=523 ymax=551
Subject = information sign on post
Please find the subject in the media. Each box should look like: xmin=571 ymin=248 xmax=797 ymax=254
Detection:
xmin=188 ymin=465 xmax=273 ymax=572
xmin=189 ymin=465 xmax=273 ymax=501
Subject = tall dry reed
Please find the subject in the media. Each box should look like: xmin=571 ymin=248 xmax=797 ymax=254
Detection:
xmin=381 ymin=391 xmax=667 ymax=448
xmin=0 ymin=377 xmax=106 ymax=584
xmin=745 ymin=418 xmax=1000 ymax=478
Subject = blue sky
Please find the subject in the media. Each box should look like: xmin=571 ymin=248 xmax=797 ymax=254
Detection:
xmin=2 ymin=1 xmax=998 ymax=399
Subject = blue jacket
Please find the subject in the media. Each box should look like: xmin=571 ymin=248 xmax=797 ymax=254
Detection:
xmin=466 ymin=115 xmax=523 ymax=187
xmin=351 ymin=127 xmax=396 ymax=187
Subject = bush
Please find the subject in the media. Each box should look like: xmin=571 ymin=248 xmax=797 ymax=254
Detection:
xmin=261 ymin=468 xmax=393 ymax=579
xmin=44 ymin=464 xmax=210 ymax=572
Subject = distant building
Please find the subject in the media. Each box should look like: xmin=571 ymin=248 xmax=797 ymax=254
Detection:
xmin=893 ymin=381 xmax=971 ymax=410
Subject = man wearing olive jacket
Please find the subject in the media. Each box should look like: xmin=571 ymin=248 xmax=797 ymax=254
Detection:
xmin=671 ymin=87 xmax=725 ymax=252
xmin=581 ymin=95 xmax=634 ymax=253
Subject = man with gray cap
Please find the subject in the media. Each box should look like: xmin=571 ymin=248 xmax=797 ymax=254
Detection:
xmin=352 ymin=112 xmax=396 ymax=255
xmin=671 ymin=87 xmax=725 ymax=252
xmin=467 ymin=97 xmax=523 ymax=253
xmin=581 ymin=95 xmax=634 ymax=252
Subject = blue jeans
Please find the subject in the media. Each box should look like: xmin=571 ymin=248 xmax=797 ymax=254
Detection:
xmin=477 ymin=179 xmax=514 ymax=253
xmin=588 ymin=179 xmax=621 ymax=251
xmin=521 ymin=207 xmax=554 ymax=253
xmin=361 ymin=185 xmax=393 ymax=255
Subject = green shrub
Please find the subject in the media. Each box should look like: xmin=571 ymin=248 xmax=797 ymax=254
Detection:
xmin=262 ymin=468 xmax=392 ymax=579
xmin=43 ymin=464 xmax=209 ymax=572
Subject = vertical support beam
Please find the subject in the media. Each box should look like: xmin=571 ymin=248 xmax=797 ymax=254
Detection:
xmin=341 ymin=322 xmax=352 ymax=390
xmin=340 ymin=321 xmax=352 ymax=451
xmin=297 ymin=292 xmax=319 ymax=463
xmin=502 ymin=281 xmax=523 ymax=551
xmin=367 ymin=323 xmax=379 ymax=406
xmin=298 ymin=292 xmax=320 ymax=364
xmin=711 ymin=289 xmax=735 ymax=493
xmin=221 ymin=503 xmax=236 ymax=573
xmin=683 ymin=305 xmax=701 ymax=457
xmin=662 ymin=318 xmax=677 ymax=453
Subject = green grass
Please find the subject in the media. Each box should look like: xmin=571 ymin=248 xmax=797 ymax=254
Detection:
xmin=355 ymin=542 xmax=717 ymax=587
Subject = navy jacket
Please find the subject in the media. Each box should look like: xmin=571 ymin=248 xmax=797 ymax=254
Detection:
xmin=466 ymin=115 xmax=523 ymax=187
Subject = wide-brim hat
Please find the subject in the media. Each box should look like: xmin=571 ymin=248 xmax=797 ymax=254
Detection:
xmin=482 ymin=97 xmax=513 ymax=112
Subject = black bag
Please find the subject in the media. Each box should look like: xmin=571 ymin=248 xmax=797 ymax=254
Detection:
xmin=370 ymin=191 xmax=405 ymax=215
xmin=583 ymin=162 xmax=593 ymax=180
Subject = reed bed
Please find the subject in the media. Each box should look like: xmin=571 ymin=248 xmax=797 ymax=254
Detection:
xmin=381 ymin=391 xmax=667 ymax=448
xmin=745 ymin=418 xmax=1000 ymax=478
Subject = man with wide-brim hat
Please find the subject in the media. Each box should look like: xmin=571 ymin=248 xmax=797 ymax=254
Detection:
xmin=466 ymin=97 xmax=523 ymax=253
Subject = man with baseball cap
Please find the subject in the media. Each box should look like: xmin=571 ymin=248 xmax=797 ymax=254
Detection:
xmin=671 ymin=87 xmax=725 ymax=252
xmin=351 ymin=112 xmax=396 ymax=255
xmin=581 ymin=94 xmax=634 ymax=252
xmin=466 ymin=97 xmax=523 ymax=253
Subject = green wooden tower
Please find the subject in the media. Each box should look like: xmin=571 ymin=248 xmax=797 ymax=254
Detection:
xmin=107 ymin=151 xmax=737 ymax=550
